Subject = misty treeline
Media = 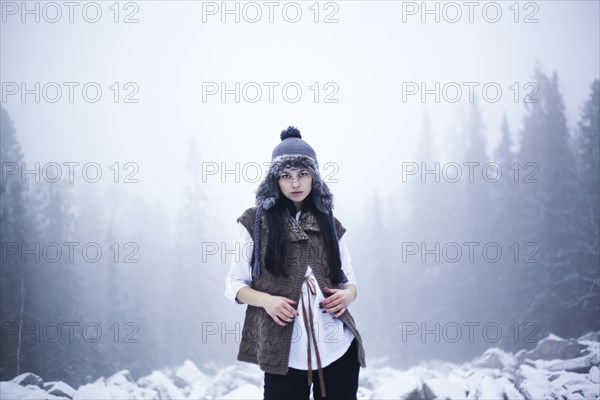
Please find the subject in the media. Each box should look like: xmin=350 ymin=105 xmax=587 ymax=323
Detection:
xmin=349 ymin=66 xmax=599 ymax=367
xmin=0 ymin=65 xmax=598 ymax=387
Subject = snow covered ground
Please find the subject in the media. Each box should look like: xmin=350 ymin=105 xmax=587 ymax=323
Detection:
xmin=1 ymin=332 xmax=598 ymax=400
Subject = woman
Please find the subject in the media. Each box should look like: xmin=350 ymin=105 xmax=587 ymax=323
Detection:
xmin=224 ymin=126 xmax=366 ymax=400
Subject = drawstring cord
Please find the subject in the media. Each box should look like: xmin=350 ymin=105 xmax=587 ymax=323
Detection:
xmin=300 ymin=276 xmax=326 ymax=397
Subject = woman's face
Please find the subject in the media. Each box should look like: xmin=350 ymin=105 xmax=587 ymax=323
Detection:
xmin=278 ymin=168 xmax=313 ymax=211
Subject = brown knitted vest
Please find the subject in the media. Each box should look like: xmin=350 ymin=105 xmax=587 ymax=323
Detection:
xmin=235 ymin=206 xmax=367 ymax=375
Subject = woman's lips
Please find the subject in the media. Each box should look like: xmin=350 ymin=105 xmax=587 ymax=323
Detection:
xmin=291 ymin=191 xmax=303 ymax=195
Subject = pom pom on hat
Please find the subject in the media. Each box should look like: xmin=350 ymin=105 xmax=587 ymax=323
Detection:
xmin=280 ymin=126 xmax=302 ymax=141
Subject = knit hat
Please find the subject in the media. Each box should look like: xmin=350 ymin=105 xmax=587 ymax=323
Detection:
xmin=251 ymin=126 xmax=340 ymax=279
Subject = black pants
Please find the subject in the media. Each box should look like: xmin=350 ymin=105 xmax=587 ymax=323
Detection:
xmin=263 ymin=338 xmax=360 ymax=400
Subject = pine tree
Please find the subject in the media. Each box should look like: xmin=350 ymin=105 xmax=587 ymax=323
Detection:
xmin=28 ymin=179 xmax=84 ymax=383
xmin=165 ymin=134 xmax=215 ymax=365
xmin=513 ymin=64 xmax=579 ymax=335
xmin=571 ymin=79 xmax=600 ymax=331
xmin=0 ymin=107 xmax=36 ymax=379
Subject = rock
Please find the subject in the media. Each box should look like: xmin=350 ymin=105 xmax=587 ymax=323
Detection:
xmin=569 ymin=383 xmax=599 ymax=399
xmin=173 ymin=359 xmax=209 ymax=389
xmin=534 ymin=350 xmax=600 ymax=374
xmin=359 ymin=365 xmax=407 ymax=390
xmin=73 ymin=381 xmax=113 ymax=400
xmin=515 ymin=364 xmax=560 ymax=400
xmin=222 ymin=383 xmax=263 ymax=399
xmin=45 ymin=381 xmax=76 ymax=399
xmin=1 ymin=381 xmax=70 ymax=400
xmin=137 ymin=370 xmax=184 ymax=400
xmin=104 ymin=369 xmax=158 ymax=399
xmin=11 ymin=372 xmax=44 ymax=388
xmin=547 ymin=370 xmax=593 ymax=399
xmin=422 ymin=376 xmax=467 ymax=400
xmin=106 ymin=369 xmax=135 ymax=387
xmin=467 ymin=375 xmax=504 ymax=399
xmin=578 ymin=331 xmax=600 ymax=343
xmin=93 ymin=376 xmax=105 ymax=385
xmin=547 ymin=370 xmax=588 ymax=385
xmin=526 ymin=334 xmax=586 ymax=361
xmin=369 ymin=372 xmax=423 ymax=400
xmin=504 ymin=349 xmax=529 ymax=374
xmin=471 ymin=347 xmax=513 ymax=370
xmin=588 ymin=365 xmax=600 ymax=383
xmin=496 ymin=376 xmax=525 ymax=400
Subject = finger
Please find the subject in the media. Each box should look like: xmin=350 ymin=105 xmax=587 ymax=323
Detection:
xmin=283 ymin=304 xmax=298 ymax=316
xmin=321 ymin=295 xmax=338 ymax=307
xmin=284 ymin=314 xmax=296 ymax=322
xmin=326 ymin=304 xmax=344 ymax=313
xmin=334 ymin=308 xmax=346 ymax=318
xmin=284 ymin=298 xmax=297 ymax=304
xmin=273 ymin=315 xmax=286 ymax=327
xmin=281 ymin=314 xmax=295 ymax=325
xmin=324 ymin=300 xmax=341 ymax=310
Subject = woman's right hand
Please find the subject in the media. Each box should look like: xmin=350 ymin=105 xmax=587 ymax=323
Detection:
xmin=262 ymin=295 xmax=298 ymax=327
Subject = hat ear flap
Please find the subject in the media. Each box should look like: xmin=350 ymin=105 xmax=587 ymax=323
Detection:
xmin=255 ymin=173 xmax=279 ymax=210
xmin=310 ymin=170 xmax=334 ymax=214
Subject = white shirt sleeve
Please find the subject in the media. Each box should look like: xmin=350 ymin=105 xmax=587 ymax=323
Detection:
xmin=224 ymin=222 xmax=253 ymax=305
xmin=339 ymin=235 xmax=357 ymax=288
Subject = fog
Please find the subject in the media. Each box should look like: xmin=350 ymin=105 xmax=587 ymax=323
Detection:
xmin=1 ymin=0 xmax=598 ymax=391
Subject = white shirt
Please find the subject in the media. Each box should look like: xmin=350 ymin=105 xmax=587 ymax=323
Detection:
xmin=224 ymin=211 xmax=357 ymax=370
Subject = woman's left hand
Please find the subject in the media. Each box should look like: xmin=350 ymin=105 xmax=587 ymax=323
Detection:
xmin=320 ymin=285 xmax=357 ymax=318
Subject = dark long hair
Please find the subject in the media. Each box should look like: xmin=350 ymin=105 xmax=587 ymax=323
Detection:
xmin=260 ymin=190 xmax=346 ymax=286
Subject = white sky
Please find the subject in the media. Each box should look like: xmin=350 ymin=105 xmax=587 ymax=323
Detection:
xmin=2 ymin=0 xmax=599 ymax=233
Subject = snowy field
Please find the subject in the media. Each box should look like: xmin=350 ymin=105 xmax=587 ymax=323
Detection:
xmin=1 ymin=332 xmax=599 ymax=400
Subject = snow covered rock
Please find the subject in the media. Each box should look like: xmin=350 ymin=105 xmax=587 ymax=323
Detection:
xmin=466 ymin=375 xmax=504 ymax=399
xmin=533 ymin=341 xmax=600 ymax=374
xmin=504 ymin=348 xmax=529 ymax=374
xmin=422 ymin=376 xmax=468 ymax=400
xmin=221 ymin=383 xmax=263 ymax=399
xmin=578 ymin=331 xmax=600 ymax=342
xmin=589 ymin=365 xmax=600 ymax=383
xmin=471 ymin=347 xmax=513 ymax=369
xmin=137 ymin=370 xmax=184 ymax=399
xmin=104 ymin=369 xmax=158 ymax=399
xmin=199 ymin=364 xmax=263 ymax=399
xmin=496 ymin=376 xmax=526 ymax=400
xmin=173 ymin=359 xmax=211 ymax=389
xmin=106 ymin=369 xmax=135 ymax=387
xmin=73 ymin=378 xmax=114 ymax=400
xmin=1 ymin=381 xmax=69 ymax=400
xmin=548 ymin=370 xmax=599 ymax=399
xmin=1 ymin=331 xmax=598 ymax=400
xmin=360 ymin=365 xmax=408 ymax=391
xmin=369 ymin=371 xmax=422 ymax=399
xmin=11 ymin=372 xmax=44 ymax=389
xmin=515 ymin=364 xmax=560 ymax=400
xmin=44 ymin=381 xmax=76 ymax=399
xmin=526 ymin=333 xmax=586 ymax=361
